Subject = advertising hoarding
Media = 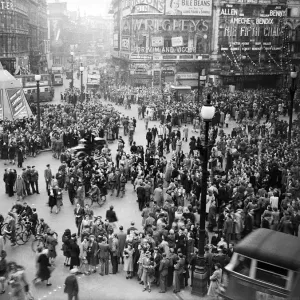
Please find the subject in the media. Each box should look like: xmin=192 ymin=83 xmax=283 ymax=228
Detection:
xmin=152 ymin=36 xmax=164 ymax=47
xmin=165 ymin=0 xmax=212 ymax=16
xmin=218 ymin=4 xmax=286 ymax=51
xmin=172 ymin=36 xmax=183 ymax=47
xmin=6 ymin=88 xmax=28 ymax=119
xmin=121 ymin=37 xmax=130 ymax=50
xmin=122 ymin=0 xmax=165 ymax=17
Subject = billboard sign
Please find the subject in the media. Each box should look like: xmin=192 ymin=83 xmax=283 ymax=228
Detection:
xmin=218 ymin=4 xmax=287 ymax=51
xmin=121 ymin=37 xmax=130 ymax=50
xmin=165 ymin=0 xmax=212 ymax=16
xmin=152 ymin=36 xmax=164 ymax=47
xmin=122 ymin=0 xmax=165 ymax=17
xmin=172 ymin=36 xmax=183 ymax=47
xmin=6 ymin=88 xmax=28 ymax=119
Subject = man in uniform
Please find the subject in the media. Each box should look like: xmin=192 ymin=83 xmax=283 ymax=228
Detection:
xmin=159 ymin=253 xmax=169 ymax=293
xmin=44 ymin=164 xmax=52 ymax=195
xmin=22 ymin=167 xmax=31 ymax=196
xmin=30 ymin=166 xmax=39 ymax=194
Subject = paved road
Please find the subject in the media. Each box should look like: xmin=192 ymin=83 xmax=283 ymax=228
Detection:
xmin=1 ymin=75 xmax=200 ymax=300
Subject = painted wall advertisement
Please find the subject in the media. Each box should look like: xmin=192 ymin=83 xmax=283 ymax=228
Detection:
xmin=219 ymin=4 xmax=287 ymax=51
xmin=6 ymin=88 xmax=28 ymax=119
xmin=172 ymin=36 xmax=183 ymax=47
xmin=165 ymin=0 xmax=212 ymax=16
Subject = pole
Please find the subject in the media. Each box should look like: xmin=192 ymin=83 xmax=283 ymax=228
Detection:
xmin=80 ymin=70 xmax=83 ymax=102
xmin=191 ymin=119 xmax=209 ymax=296
xmin=288 ymin=77 xmax=296 ymax=144
xmin=71 ymin=54 xmax=74 ymax=90
xmin=198 ymin=69 xmax=200 ymax=104
xmin=199 ymin=120 xmax=209 ymax=256
xmin=37 ymin=80 xmax=40 ymax=131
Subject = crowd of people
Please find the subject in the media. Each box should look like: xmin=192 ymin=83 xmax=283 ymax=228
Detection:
xmin=1 ymin=71 xmax=300 ymax=299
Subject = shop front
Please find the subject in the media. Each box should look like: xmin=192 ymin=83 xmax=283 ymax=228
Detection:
xmin=130 ymin=74 xmax=153 ymax=87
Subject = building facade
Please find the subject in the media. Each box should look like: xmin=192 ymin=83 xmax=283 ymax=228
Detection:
xmin=111 ymin=0 xmax=213 ymax=87
xmin=111 ymin=0 xmax=297 ymax=89
xmin=0 ymin=0 xmax=49 ymax=75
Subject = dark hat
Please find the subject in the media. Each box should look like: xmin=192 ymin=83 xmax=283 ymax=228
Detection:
xmin=71 ymin=233 xmax=77 ymax=238
xmin=27 ymin=166 xmax=31 ymax=168
xmin=32 ymin=166 xmax=35 ymax=168
xmin=22 ymin=168 xmax=26 ymax=171
xmin=46 ymin=164 xmax=50 ymax=167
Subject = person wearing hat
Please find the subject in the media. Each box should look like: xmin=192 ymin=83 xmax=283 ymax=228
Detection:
xmin=158 ymin=252 xmax=169 ymax=293
xmin=141 ymin=251 xmax=152 ymax=292
xmin=45 ymin=230 xmax=58 ymax=264
xmin=64 ymin=268 xmax=79 ymax=300
xmin=44 ymin=164 xmax=52 ymax=195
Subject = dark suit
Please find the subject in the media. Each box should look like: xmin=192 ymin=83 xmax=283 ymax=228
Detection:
xmin=174 ymin=257 xmax=185 ymax=292
xmin=159 ymin=257 xmax=169 ymax=292
xmin=74 ymin=207 xmax=84 ymax=235
xmin=136 ymin=186 xmax=145 ymax=211
xmin=98 ymin=242 xmax=110 ymax=275
xmin=64 ymin=274 xmax=79 ymax=300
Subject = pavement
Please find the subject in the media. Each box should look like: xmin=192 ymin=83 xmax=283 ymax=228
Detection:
xmin=1 ymin=72 xmax=215 ymax=300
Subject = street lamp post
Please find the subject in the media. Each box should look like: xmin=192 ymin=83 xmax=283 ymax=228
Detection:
xmin=192 ymin=95 xmax=215 ymax=296
xmin=35 ymin=74 xmax=41 ymax=131
xmin=70 ymin=51 xmax=74 ymax=90
xmin=288 ymin=66 xmax=298 ymax=145
xmin=80 ymin=64 xmax=84 ymax=103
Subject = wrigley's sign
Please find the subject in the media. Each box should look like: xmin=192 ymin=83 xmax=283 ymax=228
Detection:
xmin=0 ymin=1 xmax=13 ymax=9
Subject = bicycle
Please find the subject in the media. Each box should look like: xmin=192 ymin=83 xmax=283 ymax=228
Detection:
xmin=2 ymin=224 xmax=24 ymax=246
xmin=85 ymin=194 xmax=106 ymax=207
xmin=31 ymin=230 xmax=58 ymax=252
xmin=31 ymin=234 xmax=46 ymax=252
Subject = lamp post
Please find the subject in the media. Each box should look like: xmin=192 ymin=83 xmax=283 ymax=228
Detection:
xmin=192 ymin=94 xmax=215 ymax=296
xmin=80 ymin=64 xmax=84 ymax=103
xmin=70 ymin=51 xmax=74 ymax=90
xmin=35 ymin=74 xmax=41 ymax=131
xmin=288 ymin=66 xmax=298 ymax=144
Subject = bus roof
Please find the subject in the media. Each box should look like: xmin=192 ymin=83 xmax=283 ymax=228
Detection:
xmin=170 ymin=85 xmax=191 ymax=90
xmin=234 ymin=229 xmax=300 ymax=271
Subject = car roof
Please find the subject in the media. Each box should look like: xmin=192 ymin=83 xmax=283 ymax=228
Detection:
xmin=234 ymin=229 xmax=300 ymax=271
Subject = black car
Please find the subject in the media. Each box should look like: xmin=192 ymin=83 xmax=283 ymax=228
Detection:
xmin=70 ymin=137 xmax=107 ymax=158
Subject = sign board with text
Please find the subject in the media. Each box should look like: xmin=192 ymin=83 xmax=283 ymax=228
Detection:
xmin=152 ymin=36 xmax=164 ymax=47
xmin=218 ymin=4 xmax=287 ymax=51
xmin=122 ymin=0 xmax=165 ymax=17
xmin=177 ymin=73 xmax=198 ymax=80
xmin=165 ymin=0 xmax=212 ymax=16
xmin=172 ymin=36 xmax=183 ymax=47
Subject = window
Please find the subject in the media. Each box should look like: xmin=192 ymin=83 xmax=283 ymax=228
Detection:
xmin=233 ymin=255 xmax=251 ymax=277
xmin=45 ymin=88 xmax=48 ymax=92
xmin=255 ymin=261 xmax=288 ymax=288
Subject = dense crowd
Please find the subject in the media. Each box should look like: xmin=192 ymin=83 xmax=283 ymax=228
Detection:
xmin=1 ymin=81 xmax=300 ymax=299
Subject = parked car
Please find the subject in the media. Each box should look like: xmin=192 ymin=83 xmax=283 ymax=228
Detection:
xmin=70 ymin=137 xmax=107 ymax=158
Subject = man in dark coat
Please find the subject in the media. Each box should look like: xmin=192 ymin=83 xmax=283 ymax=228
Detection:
xmin=136 ymin=183 xmax=145 ymax=211
xmin=159 ymin=253 xmax=169 ymax=293
xmin=7 ymin=168 xmax=15 ymax=197
xmin=64 ymin=269 xmax=79 ymax=299
xmin=98 ymin=236 xmax=110 ymax=275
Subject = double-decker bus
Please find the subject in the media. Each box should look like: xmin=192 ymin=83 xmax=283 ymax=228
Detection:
xmin=51 ymin=66 xmax=64 ymax=86
xmin=15 ymin=74 xmax=54 ymax=103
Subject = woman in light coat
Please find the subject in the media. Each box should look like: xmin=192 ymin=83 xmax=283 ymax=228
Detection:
xmin=207 ymin=263 xmax=222 ymax=298
xmin=15 ymin=175 xmax=25 ymax=201
xmin=123 ymin=244 xmax=134 ymax=279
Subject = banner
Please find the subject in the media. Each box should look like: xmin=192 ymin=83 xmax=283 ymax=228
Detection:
xmin=165 ymin=0 xmax=212 ymax=16
xmin=172 ymin=36 xmax=183 ymax=47
xmin=6 ymin=88 xmax=27 ymax=119
xmin=152 ymin=36 xmax=164 ymax=47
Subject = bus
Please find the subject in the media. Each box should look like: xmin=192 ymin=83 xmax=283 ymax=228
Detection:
xmin=220 ymin=228 xmax=300 ymax=300
xmin=51 ymin=66 xmax=64 ymax=86
xmin=87 ymin=71 xmax=100 ymax=94
xmin=15 ymin=74 xmax=54 ymax=103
